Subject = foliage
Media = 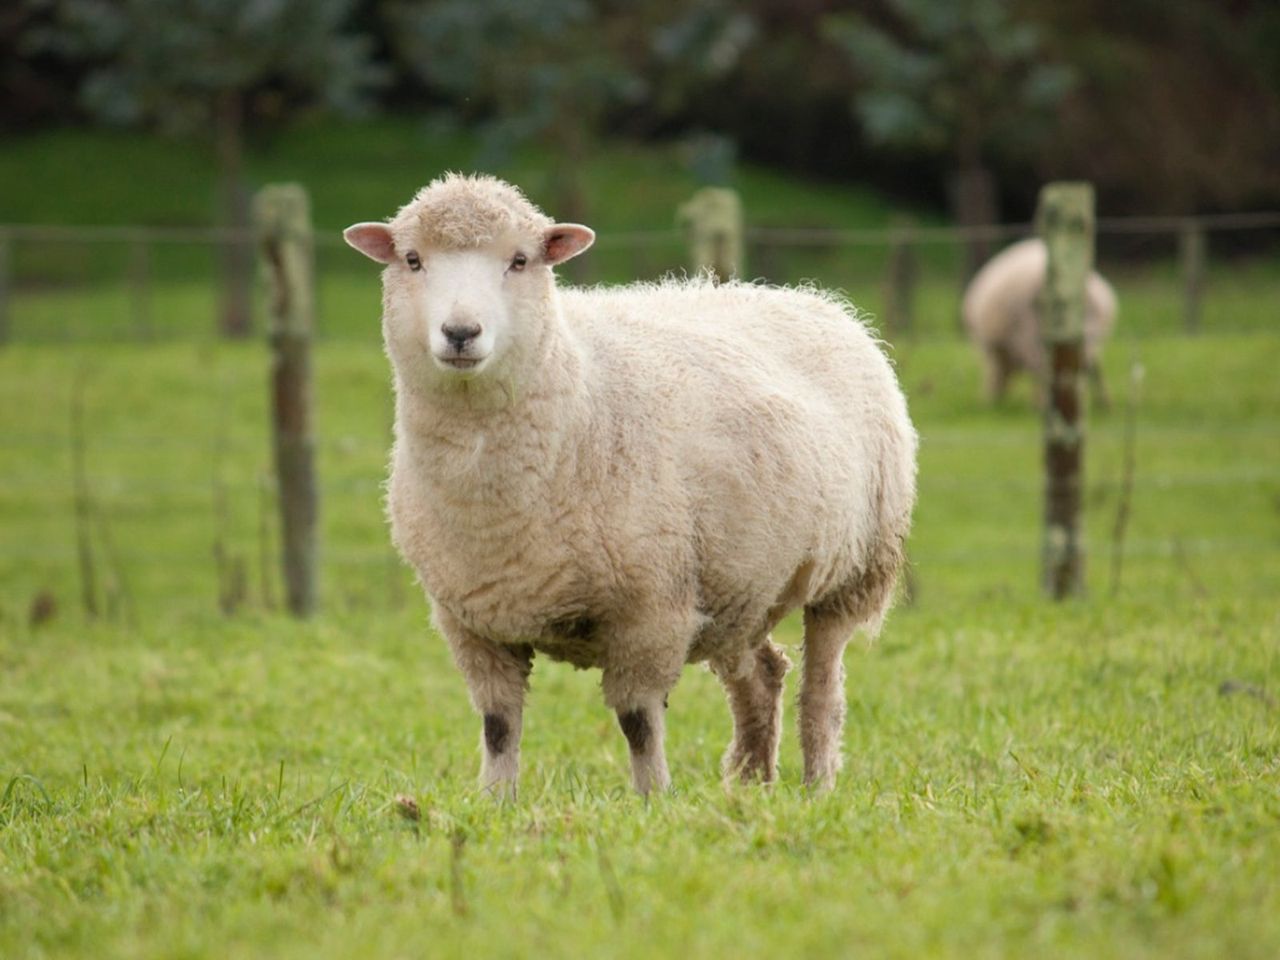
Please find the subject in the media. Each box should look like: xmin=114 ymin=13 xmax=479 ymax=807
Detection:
xmin=387 ymin=0 xmax=640 ymax=182
xmin=822 ymin=0 xmax=1074 ymax=168
xmin=1023 ymin=0 xmax=1280 ymax=212
xmin=39 ymin=0 xmax=384 ymax=133
xmin=384 ymin=0 xmax=759 ymax=217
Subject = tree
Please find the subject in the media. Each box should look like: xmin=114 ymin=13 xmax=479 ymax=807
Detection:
xmin=824 ymin=0 xmax=1073 ymax=279
xmin=388 ymin=1 xmax=763 ymax=282
xmin=389 ymin=0 xmax=646 ymax=240
xmin=45 ymin=0 xmax=384 ymax=336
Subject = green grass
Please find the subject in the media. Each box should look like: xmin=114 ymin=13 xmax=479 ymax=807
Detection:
xmin=0 ymin=117 xmax=904 ymax=232
xmin=3 ymin=117 xmax=1277 ymax=341
xmin=2 ymin=327 xmax=1278 ymax=959
xmin=2 ymin=120 xmax=1279 ymax=957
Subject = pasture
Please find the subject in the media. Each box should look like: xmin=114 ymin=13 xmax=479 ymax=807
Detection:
xmin=2 ymin=329 xmax=1277 ymax=958
xmin=2 ymin=123 xmax=1279 ymax=959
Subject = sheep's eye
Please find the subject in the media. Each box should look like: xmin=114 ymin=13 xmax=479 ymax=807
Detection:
xmin=406 ymin=251 xmax=422 ymax=272
xmin=509 ymin=252 xmax=527 ymax=272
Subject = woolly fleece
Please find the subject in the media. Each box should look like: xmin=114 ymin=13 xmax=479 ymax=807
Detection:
xmin=357 ymin=175 xmax=918 ymax=794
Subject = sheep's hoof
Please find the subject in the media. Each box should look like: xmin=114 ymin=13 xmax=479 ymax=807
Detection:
xmin=479 ymin=776 xmax=518 ymax=802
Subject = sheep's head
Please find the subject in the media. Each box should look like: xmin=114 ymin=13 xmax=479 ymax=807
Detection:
xmin=344 ymin=173 xmax=593 ymax=387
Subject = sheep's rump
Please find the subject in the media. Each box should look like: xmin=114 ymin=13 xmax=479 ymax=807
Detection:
xmin=962 ymin=238 xmax=1117 ymax=369
xmin=561 ymin=278 xmax=917 ymax=653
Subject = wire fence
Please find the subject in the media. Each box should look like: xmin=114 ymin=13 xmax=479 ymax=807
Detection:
xmin=0 ymin=211 xmax=1277 ymax=343
xmin=0 ymin=208 xmax=1276 ymax=623
xmin=1 ymin=401 xmax=1273 ymax=623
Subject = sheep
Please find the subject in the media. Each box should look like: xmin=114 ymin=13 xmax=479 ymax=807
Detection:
xmin=343 ymin=173 xmax=917 ymax=796
xmin=962 ymin=237 xmax=1118 ymax=407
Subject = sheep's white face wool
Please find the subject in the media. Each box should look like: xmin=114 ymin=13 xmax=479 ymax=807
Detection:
xmin=413 ymin=245 xmax=516 ymax=376
xmin=343 ymin=173 xmax=594 ymax=394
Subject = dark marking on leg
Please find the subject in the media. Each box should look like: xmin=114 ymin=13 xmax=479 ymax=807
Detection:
xmin=618 ymin=709 xmax=650 ymax=754
xmin=483 ymin=714 xmax=509 ymax=755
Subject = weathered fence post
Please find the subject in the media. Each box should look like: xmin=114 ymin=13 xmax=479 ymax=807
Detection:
xmin=0 ymin=227 xmax=11 ymax=345
xmin=1179 ymin=219 xmax=1206 ymax=334
xmin=883 ymin=214 xmax=918 ymax=336
xmin=677 ymin=187 xmax=743 ymax=283
xmin=1037 ymin=181 xmax=1095 ymax=600
xmin=254 ymin=183 xmax=318 ymax=618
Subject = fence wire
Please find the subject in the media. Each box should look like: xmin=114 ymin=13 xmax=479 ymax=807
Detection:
xmin=0 ymin=210 xmax=1276 ymax=619
xmin=0 ymin=211 xmax=1277 ymax=342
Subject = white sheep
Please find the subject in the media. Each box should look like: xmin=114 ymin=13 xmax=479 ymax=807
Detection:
xmin=962 ymin=237 xmax=1118 ymax=406
xmin=344 ymin=174 xmax=917 ymax=795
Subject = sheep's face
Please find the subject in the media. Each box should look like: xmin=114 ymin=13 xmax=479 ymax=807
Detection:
xmin=344 ymin=221 xmax=594 ymax=388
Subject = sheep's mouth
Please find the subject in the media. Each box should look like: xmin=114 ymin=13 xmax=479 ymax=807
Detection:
xmin=434 ymin=354 xmax=488 ymax=372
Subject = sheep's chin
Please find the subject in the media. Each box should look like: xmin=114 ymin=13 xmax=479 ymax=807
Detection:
xmin=432 ymin=353 xmax=491 ymax=376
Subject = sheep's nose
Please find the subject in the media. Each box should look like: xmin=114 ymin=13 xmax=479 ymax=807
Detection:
xmin=442 ymin=321 xmax=482 ymax=351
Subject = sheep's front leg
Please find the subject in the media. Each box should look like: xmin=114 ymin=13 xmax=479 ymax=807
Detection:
xmin=602 ymin=614 xmax=695 ymax=796
xmin=981 ymin=347 xmax=1012 ymax=403
xmin=435 ymin=606 xmax=533 ymax=798
xmin=614 ymin=695 xmax=670 ymax=796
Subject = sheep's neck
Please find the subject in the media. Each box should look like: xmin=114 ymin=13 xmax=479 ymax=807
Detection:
xmin=395 ymin=334 xmax=589 ymax=497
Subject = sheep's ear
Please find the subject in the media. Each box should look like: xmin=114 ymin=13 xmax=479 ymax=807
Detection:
xmin=543 ymin=224 xmax=595 ymax=266
xmin=343 ymin=222 xmax=398 ymax=264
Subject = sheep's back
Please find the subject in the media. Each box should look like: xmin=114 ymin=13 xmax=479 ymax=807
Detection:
xmin=962 ymin=238 xmax=1046 ymax=346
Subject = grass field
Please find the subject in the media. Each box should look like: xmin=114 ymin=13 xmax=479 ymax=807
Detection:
xmin=2 ymin=120 xmax=1280 ymax=958
xmin=2 ymin=327 xmax=1277 ymax=959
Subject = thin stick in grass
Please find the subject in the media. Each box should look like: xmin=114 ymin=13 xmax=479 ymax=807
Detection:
xmin=92 ymin=495 xmax=138 ymax=626
xmin=258 ymin=468 xmax=278 ymax=611
xmin=449 ymin=828 xmax=469 ymax=917
xmin=211 ymin=373 xmax=246 ymax=615
xmin=1109 ymin=359 xmax=1143 ymax=596
xmin=70 ymin=366 xmax=99 ymax=620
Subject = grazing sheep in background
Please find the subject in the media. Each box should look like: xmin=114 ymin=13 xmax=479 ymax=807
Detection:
xmin=344 ymin=174 xmax=917 ymax=796
xmin=962 ymin=237 xmax=1118 ymax=407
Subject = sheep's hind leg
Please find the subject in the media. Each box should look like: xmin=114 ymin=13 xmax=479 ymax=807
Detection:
xmin=982 ymin=346 xmax=1012 ymax=403
xmin=711 ymin=638 xmax=791 ymax=783
xmin=798 ymin=606 xmax=858 ymax=791
xmin=435 ymin=607 xmax=533 ymax=799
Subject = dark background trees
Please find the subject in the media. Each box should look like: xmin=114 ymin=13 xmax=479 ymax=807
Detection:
xmin=13 ymin=0 xmax=1280 ymax=234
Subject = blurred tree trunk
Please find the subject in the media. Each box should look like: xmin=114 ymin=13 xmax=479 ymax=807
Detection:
xmin=950 ymin=164 xmax=997 ymax=281
xmin=215 ymin=89 xmax=253 ymax=338
xmin=951 ymin=110 xmax=998 ymax=285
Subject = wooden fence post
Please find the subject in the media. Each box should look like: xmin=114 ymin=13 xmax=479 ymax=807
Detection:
xmin=1037 ymin=181 xmax=1095 ymax=600
xmin=254 ymin=184 xmax=318 ymax=618
xmin=1179 ymin=219 xmax=1205 ymax=334
xmin=883 ymin=214 xmax=917 ymax=336
xmin=677 ymin=187 xmax=743 ymax=283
